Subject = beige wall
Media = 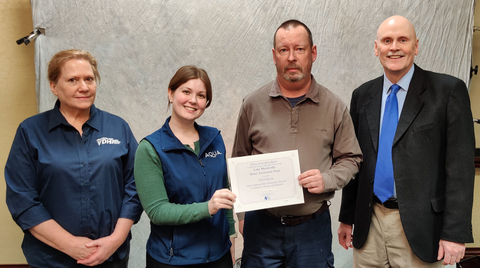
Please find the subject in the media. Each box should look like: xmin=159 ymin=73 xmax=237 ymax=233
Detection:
xmin=469 ymin=4 xmax=480 ymax=248
xmin=471 ymin=169 xmax=480 ymax=248
xmin=473 ymin=6 xmax=480 ymax=149
xmin=0 ymin=0 xmax=36 ymax=264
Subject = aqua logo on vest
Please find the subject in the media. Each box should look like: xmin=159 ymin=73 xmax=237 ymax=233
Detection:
xmin=205 ymin=150 xmax=222 ymax=158
xmin=96 ymin=137 xmax=121 ymax=146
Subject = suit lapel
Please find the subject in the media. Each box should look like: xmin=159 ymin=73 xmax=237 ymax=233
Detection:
xmin=364 ymin=77 xmax=383 ymax=153
xmin=393 ymin=65 xmax=426 ymax=145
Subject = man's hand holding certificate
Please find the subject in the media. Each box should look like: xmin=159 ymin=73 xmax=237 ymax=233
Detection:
xmin=227 ymin=150 xmax=304 ymax=213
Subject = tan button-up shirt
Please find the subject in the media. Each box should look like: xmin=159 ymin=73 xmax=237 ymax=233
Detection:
xmin=232 ymin=76 xmax=362 ymax=218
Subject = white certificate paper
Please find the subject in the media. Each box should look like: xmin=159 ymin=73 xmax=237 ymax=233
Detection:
xmin=227 ymin=150 xmax=304 ymax=213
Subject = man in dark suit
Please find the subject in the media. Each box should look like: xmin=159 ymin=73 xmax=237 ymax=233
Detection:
xmin=338 ymin=15 xmax=475 ymax=267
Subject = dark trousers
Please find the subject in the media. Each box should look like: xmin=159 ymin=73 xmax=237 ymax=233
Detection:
xmin=146 ymin=251 xmax=232 ymax=268
xmin=96 ymin=256 xmax=129 ymax=268
xmin=241 ymin=208 xmax=334 ymax=268
xmin=31 ymin=255 xmax=128 ymax=268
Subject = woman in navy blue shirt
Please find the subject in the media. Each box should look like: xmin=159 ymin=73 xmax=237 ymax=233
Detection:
xmin=5 ymin=49 xmax=143 ymax=267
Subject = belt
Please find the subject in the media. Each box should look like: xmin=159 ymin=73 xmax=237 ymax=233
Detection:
xmin=373 ymin=195 xmax=398 ymax=209
xmin=265 ymin=201 xmax=330 ymax=226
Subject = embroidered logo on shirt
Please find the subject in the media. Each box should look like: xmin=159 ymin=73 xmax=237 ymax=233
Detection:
xmin=96 ymin=137 xmax=121 ymax=146
xmin=205 ymin=150 xmax=222 ymax=158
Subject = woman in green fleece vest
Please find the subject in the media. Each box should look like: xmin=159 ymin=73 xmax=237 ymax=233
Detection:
xmin=134 ymin=65 xmax=237 ymax=268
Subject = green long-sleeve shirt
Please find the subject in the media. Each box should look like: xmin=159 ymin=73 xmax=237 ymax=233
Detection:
xmin=134 ymin=139 xmax=235 ymax=236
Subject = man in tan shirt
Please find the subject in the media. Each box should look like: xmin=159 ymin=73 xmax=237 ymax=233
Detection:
xmin=232 ymin=19 xmax=362 ymax=268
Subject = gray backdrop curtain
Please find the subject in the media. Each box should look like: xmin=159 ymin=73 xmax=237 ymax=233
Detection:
xmin=30 ymin=0 xmax=475 ymax=267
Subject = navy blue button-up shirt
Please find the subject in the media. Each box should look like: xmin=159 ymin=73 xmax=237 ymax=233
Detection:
xmin=5 ymin=101 xmax=143 ymax=267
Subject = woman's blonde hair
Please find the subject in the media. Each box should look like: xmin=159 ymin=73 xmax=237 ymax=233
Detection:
xmin=48 ymin=49 xmax=100 ymax=84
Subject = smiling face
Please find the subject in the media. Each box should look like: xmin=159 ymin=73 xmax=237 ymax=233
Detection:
xmin=375 ymin=15 xmax=419 ymax=83
xmin=168 ymin=78 xmax=207 ymax=124
xmin=50 ymin=59 xmax=97 ymax=114
xmin=273 ymin=25 xmax=317 ymax=88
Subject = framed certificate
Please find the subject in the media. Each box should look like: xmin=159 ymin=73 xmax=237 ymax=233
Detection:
xmin=227 ymin=150 xmax=304 ymax=213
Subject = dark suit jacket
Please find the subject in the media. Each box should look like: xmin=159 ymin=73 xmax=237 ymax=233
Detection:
xmin=339 ymin=65 xmax=475 ymax=262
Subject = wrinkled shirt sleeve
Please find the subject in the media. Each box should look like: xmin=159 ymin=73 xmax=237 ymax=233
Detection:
xmin=119 ymin=124 xmax=143 ymax=222
xmin=5 ymin=123 xmax=52 ymax=231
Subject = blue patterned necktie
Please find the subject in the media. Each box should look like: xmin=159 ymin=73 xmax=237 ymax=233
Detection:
xmin=374 ymin=84 xmax=400 ymax=203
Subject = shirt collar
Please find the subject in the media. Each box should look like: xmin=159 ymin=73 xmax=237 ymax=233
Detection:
xmin=48 ymin=99 xmax=100 ymax=132
xmin=269 ymin=75 xmax=320 ymax=103
xmin=383 ymin=64 xmax=415 ymax=94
